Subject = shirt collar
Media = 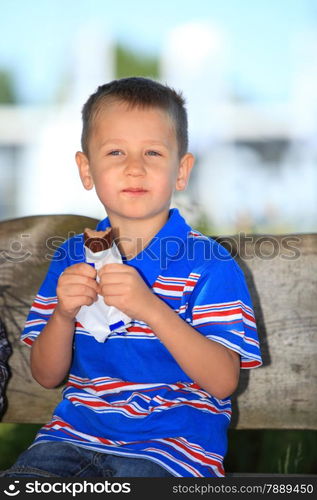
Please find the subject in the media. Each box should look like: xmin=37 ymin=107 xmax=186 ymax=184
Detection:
xmin=96 ymin=208 xmax=192 ymax=286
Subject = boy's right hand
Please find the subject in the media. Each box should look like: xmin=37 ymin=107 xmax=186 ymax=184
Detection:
xmin=55 ymin=263 xmax=98 ymax=321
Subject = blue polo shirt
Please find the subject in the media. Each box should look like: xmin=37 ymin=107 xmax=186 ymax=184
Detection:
xmin=22 ymin=209 xmax=262 ymax=477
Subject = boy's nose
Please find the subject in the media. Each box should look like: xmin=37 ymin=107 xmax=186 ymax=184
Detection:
xmin=125 ymin=158 xmax=146 ymax=176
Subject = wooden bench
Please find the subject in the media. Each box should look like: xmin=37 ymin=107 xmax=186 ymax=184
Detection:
xmin=1 ymin=214 xmax=316 ymax=434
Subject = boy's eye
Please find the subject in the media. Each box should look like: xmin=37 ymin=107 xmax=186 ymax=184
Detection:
xmin=109 ymin=150 xmax=123 ymax=156
xmin=146 ymin=150 xmax=161 ymax=157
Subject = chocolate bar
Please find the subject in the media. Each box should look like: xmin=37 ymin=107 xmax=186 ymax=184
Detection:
xmin=84 ymin=227 xmax=113 ymax=253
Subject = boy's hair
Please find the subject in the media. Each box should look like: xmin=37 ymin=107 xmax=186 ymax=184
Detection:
xmin=81 ymin=77 xmax=188 ymax=158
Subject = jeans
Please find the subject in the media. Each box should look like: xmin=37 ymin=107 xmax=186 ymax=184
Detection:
xmin=1 ymin=442 xmax=173 ymax=478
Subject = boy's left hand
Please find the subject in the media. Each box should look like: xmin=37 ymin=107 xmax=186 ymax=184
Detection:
xmin=98 ymin=263 xmax=158 ymax=322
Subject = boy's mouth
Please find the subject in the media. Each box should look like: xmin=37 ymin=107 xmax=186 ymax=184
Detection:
xmin=122 ymin=187 xmax=148 ymax=193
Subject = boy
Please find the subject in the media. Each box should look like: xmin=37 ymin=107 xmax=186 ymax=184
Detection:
xmin=2 ymin=77 xmax=262 ymax=477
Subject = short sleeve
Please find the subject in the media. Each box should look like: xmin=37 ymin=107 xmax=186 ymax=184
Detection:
xmin=186 ymin=256 xmax=262 ymax=369
xmin=21 ymin=239 xmax=76 ymax=347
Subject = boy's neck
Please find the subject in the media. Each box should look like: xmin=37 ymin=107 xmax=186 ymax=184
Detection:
xmin=108 ymin=210 xmax=170 ymax=260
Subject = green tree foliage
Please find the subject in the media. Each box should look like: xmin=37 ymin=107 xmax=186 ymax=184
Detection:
xmin=0 ymin=70 xmax=16 ymax=104
xmin=0 ymin=423 xmax=41 ymax=470
xmin=115 ymin=45 xmax=159 ymax=80
xmin=225 ymin=430 xmax=317 ymax=474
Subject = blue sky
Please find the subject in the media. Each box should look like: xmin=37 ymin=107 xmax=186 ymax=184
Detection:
xmin=0 ymin=0 xmax=317 ymax=103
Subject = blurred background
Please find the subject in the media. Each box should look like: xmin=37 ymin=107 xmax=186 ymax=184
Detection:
xmin=0 ymin=0 xmax=316 ymax=473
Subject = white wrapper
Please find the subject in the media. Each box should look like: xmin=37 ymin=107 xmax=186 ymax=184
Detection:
xmin=76 ymin=242 xmax=131 ymax=342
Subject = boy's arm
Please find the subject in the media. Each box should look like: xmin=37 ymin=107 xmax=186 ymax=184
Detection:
xmin=31 ymin=263 xmax=98 ymax=389
xmin=99 ymin=264 xmax=240 ymax=399
xmin=143 ymin=299 xmax=240 ymax=399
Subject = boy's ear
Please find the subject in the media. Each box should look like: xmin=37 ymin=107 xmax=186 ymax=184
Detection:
xmin=75 ymin=151 xmax=94 ymax=190
xmin=175 ymin=153 xmax=195 ymax=191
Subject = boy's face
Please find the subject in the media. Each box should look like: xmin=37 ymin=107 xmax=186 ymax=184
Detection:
xmin=76 ymin=100 xmax=194 ymax=227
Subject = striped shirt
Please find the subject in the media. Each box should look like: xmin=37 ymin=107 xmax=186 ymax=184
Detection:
xmin=22 ymin=208 xmax=262 ymax=477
